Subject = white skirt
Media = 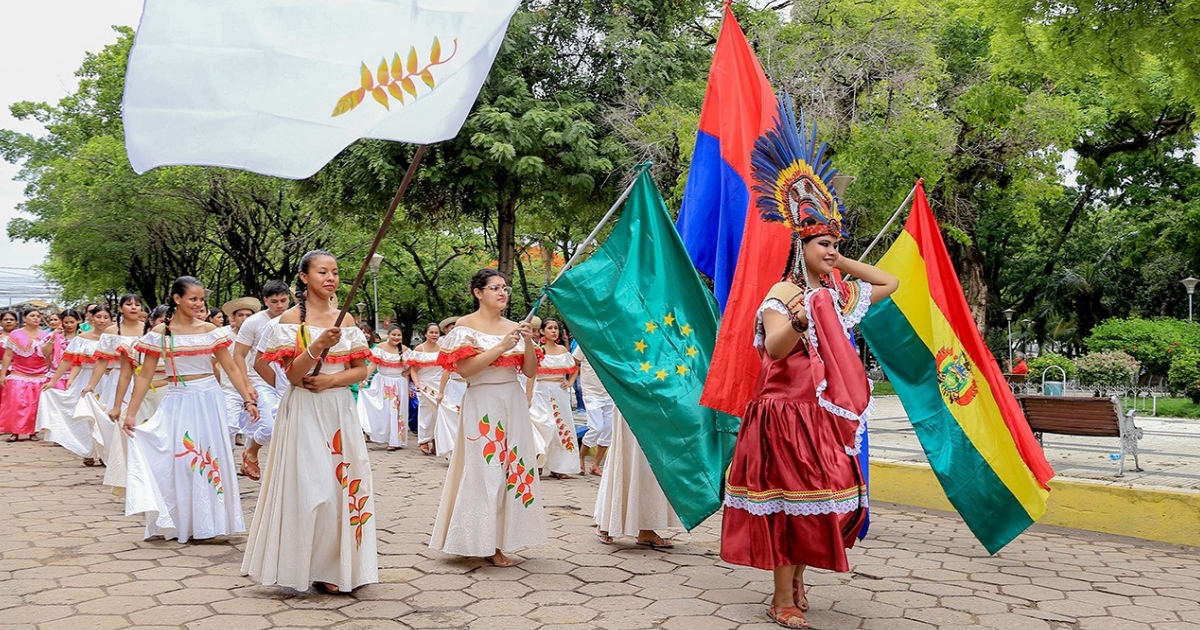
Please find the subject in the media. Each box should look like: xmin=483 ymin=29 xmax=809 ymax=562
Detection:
xmin=38 ymin=365 xmax=96 ymax=457
xmin=242 ymin=385 xmax=379 ymax=592
xmin=430 ymin=371 xmax=548 ymax=556
xmin=102 ymin=388 xmax=164 ymax=492
xmin=416 ymin=384 xmax=440 ymax=446
xmin=594 ymin=408 xmax=682 ymax=537
xmin=69 ymin=370 xmax=120 ymax=460
xmin=530 ymin=381 xmax=582 ymax=475
xmin=434 ymin=378 xmax=466 ymax=458
xmin=357 ymin=374 xmax=408 ymax=448
xmin=124 ymin=377 xmax=245 ymax=542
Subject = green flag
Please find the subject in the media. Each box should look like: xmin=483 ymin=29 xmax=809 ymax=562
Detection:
xmin=546 ymin=169 xmax=739 ymax=530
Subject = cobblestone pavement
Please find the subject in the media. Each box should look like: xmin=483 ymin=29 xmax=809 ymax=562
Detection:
xmin=870 ymin=396 xmax=1200 ymax=490
xmin=2 ymin=436 xmax=1199 ymax=630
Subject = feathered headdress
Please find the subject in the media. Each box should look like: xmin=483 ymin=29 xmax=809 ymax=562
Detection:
xmin=751 ymin=94 xmax=847 ymax=240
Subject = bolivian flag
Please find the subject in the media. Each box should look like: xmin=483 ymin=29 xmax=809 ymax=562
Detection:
xmin=858 ymin=181 xmax=1054 ymax=554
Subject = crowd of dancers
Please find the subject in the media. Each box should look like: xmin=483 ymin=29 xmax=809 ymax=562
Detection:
xmin=0 ymin=251 xmax=682 ymax=592
xmin=1 ymin=228 xmax=896 ymax=628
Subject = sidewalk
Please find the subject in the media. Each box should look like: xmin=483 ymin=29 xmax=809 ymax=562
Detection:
xmin=2 ymin=435 xmax=1199 ymax=629
xmin=870 ymin=396 xmax=1200 ymax=490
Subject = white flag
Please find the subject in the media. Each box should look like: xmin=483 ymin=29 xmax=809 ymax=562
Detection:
xmin=123 ymin=0 xmax=521 ymax=179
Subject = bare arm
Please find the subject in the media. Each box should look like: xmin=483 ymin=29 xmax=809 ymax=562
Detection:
xmin=253 ymin=352 xmax=275 ymax=386
xmin=65 ymin=364 xmax=82 ymax=388
xmin=82 ymin=356 xmax=109 ymax=394
xmin=214 ymin=346 xmax=258 ymax=404
xmin=41 ymin=357 xmax=73 ymax=391
xmin=761 ymin=308 xmax=806 ymax=361
xmin=837 ymin=257 xmax=899 ymax=304
xmin=107 ymin=356 xmax=136 ymax=417
xmin=0 ymin=352 xmax=13 ymax=387
xmin=122 ymin=353 xmax=161 ymax=434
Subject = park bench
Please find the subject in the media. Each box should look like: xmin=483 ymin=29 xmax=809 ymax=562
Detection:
xmin=1017 ymin=395 xmax=1143 ymax=477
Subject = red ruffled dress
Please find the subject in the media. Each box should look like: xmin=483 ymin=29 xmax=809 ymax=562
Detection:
xmin=721 ymin=280 xmax=873 ymax=572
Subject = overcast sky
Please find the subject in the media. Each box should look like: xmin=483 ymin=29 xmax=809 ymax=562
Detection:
xmin=0 ymin=1 xmax=144 ymax=273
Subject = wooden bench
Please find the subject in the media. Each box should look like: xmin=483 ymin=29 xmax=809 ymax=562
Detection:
xmin=1017 ymin=395 xmax=1143 ymax=476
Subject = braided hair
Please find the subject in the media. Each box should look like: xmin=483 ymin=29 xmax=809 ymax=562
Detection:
xmin=296 ymin=250 xmax=335 ymax=326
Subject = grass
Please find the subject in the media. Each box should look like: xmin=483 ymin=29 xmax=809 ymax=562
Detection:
xmin=1147 ymin=397 xmax=1200 ymax=419
xmin=872 ymin=380 xmax=897 ymax=396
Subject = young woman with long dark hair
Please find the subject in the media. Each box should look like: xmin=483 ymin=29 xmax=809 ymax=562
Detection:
xmin=430 ymin=269 xmax=546 ymax=567
xmin=357 ymin=325 xmax=412 ymax=451
xmin=121 ymin=276 xmax=259 ymax=542
xmin=410 ymin=322 xmax=442 ymax=455
xmin=528 ymin=317 xmax=580 ymax=478
xmin=0 ymin=308 xmax=50 ymax=442
xmin=243 ymin=250 xmax=377 ymax=594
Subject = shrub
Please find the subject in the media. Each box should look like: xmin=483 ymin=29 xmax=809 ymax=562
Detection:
xmin=1026 ymin=353 xmax=1075 ymax=380
xmin=1085 ymin=318 xmax=1200 ymax=376
xmin=1168 ymin=350 xmax=1200 ymax=404
xmin=1074 ymin=351 xmax=1140 ymax=387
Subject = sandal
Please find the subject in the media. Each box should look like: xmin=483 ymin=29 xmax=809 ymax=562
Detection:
xmin=240 ymin=452 xmax=261 ymax=481
xmin=636 ymin=536 xmax=675 ymax=550
xmin=82 ymin=458 xmax=96 ymax=467
xmin=6 ymin=434 xmax=19 ymax=443
xmin=794 ymin=580 xmax=809 ymax=612
xmin=386 ymin=446 xmax=399 ymax=452
xmin=590 ymin=467 xmax=603 ymax=476
xmin=596 ymin=529 xmax=614 ymax=545
xmin=767 ymin=605 xmax=809 ymax=628
xmin=28 ymin=434 xmax=39 ymax=442
xmin=419 ymin=442 xmax=433 ymax=455
xmin=311 ymin=581 xmax=345 ymax=595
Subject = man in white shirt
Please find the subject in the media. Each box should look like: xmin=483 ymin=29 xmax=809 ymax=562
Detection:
xmin=572 ymin=345 xmax=612 ymax=475
xmin=233 ymin=281 xmax=290 ymax=481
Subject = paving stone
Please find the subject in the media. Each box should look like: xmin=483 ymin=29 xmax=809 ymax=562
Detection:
xmin=4 ymin=416 xmax=1200 ymax=630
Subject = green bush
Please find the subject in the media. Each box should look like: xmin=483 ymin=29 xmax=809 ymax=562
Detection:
xmin=1084 ymin=318 xmax=1200 ymax=375
xmin=1168 ymin=350 xmax=1200 ymax=404
xmin=1026 ymin=352 xmax=1075 ymax=380
xmin=1074 ymin=351 xmax=1140 ymax=387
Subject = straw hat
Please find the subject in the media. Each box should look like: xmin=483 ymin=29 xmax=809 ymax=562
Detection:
xmin=439 ymin=316 xmax=459 ymax=330
xmin=222 ymin=296 xmax=262 ymax=318
xmin=529 ymin=316 xmax=542 ymax=330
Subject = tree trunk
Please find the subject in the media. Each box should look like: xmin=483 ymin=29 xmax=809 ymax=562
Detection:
xmin=962 ymin=242 xmax=988 ymax=332
xmin=497 ymin=198 xmax=517 ymax=282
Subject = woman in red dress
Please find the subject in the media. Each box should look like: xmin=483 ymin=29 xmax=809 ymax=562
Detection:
xmin=720 ymin=97 xmax=898 ymax=629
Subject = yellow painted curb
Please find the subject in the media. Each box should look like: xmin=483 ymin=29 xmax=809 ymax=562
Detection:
xmin=870 ymin=460 xmax=1200 ymax=548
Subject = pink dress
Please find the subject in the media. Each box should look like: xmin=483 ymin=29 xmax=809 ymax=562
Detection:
xmin=1 ymin=329 xmax=51 ymax=434
xmin=46 ymin=332 xmax=71 ymax=390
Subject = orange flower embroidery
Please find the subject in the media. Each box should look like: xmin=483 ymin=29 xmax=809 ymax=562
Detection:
xmin=329 ymin=429 xmax=372 ymax=547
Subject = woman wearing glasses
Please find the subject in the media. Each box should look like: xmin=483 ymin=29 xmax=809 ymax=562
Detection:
xmin=430 ymin=269 xmax=546 ymax=567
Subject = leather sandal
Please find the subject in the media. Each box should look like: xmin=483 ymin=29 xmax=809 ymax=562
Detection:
xmin=767 ymin=605 xmax=809 ymax=628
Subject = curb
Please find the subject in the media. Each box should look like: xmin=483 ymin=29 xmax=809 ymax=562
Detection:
xmin=870 ymin=459 xmax=1200 ymax=548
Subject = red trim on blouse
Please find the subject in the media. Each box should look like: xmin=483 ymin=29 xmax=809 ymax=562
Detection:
xmin=135 ymin=337 xmax=232 ymax=358
xmin=261 ymin=346 xmax=371 ymax=365
xmin=537 ymin=365 xmax=577 ymax=376
xmin=64 ymin=353 xmax=99 ymax=365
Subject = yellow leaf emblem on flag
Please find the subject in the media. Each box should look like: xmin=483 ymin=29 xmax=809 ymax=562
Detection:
xmin=331 ymin=38 xmax=459 ymax=117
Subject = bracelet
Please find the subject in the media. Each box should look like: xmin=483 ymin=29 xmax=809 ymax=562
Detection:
xmin=242 ymin=400 xmax=258 ymax=408
xmin=789 ymin=312 xmax=809 ymax=333
xmin=306 ymin=346 xmax=318 ymax=360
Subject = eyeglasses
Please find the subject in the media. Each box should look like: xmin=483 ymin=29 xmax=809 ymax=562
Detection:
xmin=484 ymin=285 xmax=512 ymax=294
